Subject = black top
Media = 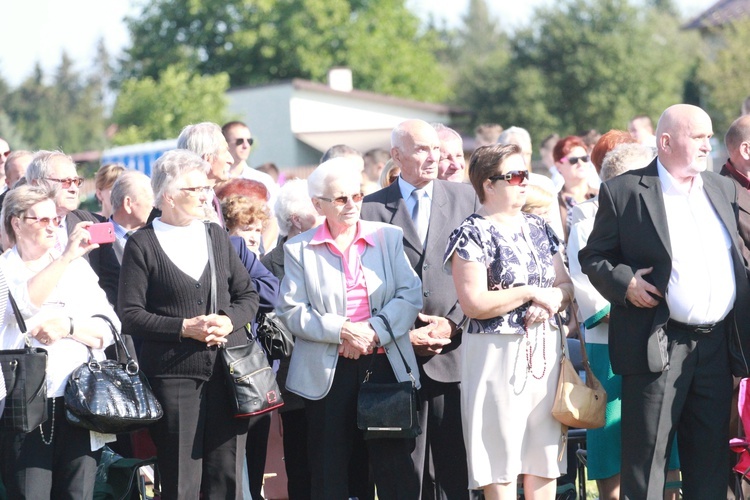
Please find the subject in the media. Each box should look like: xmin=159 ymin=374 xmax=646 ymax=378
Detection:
xmin=118 ymin=222 xmax=259 ymax=380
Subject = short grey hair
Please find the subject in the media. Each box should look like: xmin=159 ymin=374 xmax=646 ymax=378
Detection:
xmin=307 ymin=158 xmax=362 ymax=198
xmin=177 ymin=122 xmax=225 ymax=158
xmin=2 ymin=185 xmax=57 ymax=246
xmin=274 ymin=179 xmax=316 ymax=236
xmin=497 ymin=126 xmax=532 ymax=148
xmin=111 ymin=170 xmax=153 ymax=212
xmin=151 ymin=149 xmax=210 ymax=209
xmin=25 ymin=150 xmax=76 ymax=188
xmin=601 ymin=143 xmax=656 ymax=181
xmin=432 ymin=123 xmax=462 ymax=142
xmin=5 ymin=150 xmax=33 ymax=177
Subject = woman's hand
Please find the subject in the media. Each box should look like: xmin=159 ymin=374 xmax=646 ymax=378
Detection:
xmin=531 ymin=286 xmax=564 ymax=316
xmin=524 ymin=303 xmax=550 ymax=327
xmin=30 ymin=317 xmax=70 ymax=345
xmin=63 ymin=222 xmax=100 ymax=261
xmin=340 ymin=321 xmax=377 ymax=355
xmin=339 ymin=339 xmax=363 ymax=359
xmin=181 ymin=314 xmax=235 ymax=346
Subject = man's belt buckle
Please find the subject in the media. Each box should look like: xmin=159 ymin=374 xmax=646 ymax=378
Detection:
xmin=694 ymin=325 xmax=713 ymax=334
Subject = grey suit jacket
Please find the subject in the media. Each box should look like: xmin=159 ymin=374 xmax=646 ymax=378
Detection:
xmin=277 ymin=221 xmax=423 ymax=400
xmin=580 ymin=160 xmax=750 ymax=375
xmin=360 ymin=180 xmax=479 ymax=383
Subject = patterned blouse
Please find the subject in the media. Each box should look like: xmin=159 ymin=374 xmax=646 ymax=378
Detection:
xmin=444 ymin=213 xmax=560 ymax=335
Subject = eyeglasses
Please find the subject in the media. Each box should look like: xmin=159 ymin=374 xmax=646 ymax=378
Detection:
xmin=23 ymin=216 xmax=62 ymax=227
xmin=488 ymin=170 xmax=529 ymax=186
xmin=235 ymin=137 xmax=255 ymax=147
xmin=563 ymin=155 xmax=590 ymax=165
xmin=318 ymin=193 xmax=364 ymax=206
xmin=45 ymin=177 xmax=84 ymax=188
xmin=179 ymin=186 xmax=213 ymax=195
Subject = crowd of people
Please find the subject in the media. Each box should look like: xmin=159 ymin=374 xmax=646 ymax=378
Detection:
xmin=0 ymin=103 xmax=748 ymax=500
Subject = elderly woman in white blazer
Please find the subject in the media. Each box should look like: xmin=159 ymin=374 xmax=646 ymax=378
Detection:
xmin=278 ymin=158 xmax=423 ymax=499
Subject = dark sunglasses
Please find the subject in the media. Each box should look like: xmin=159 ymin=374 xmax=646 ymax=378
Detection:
xmin=318 ymin=193 xmax=364 ymax=206
xmin=235 ymin=137 xmax=255 ymax=147
xmin=45 ymin=177 xmax=84 ymax=188
xmin=488 ymin=170 xmax=529 ymax=186
xmin=563 ymin=155 xmax=590 ymax=165
xmin=23 ymin=216 xmax=62 ymax=227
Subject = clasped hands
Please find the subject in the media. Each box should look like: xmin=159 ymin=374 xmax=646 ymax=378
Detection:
xmin=181 ymin=314 xmax=234 ymax=347
xmin=524 ymin=286 xmax=565 ymax=327
xmin=410 ymin=313 xmax=454 ymax=356
xmin=339 ymin=320 xmax=380 ymax=359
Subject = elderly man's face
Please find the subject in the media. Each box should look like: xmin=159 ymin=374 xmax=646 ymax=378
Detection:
xmin=224 ymin=125 xmax=253 ymax=165
xmin=48 ymin=158 xmax=81 ymax=215
xmin=6 ymin=154 xmax=30 ymax=189
xmin=662 ymin=110 xmax=713 ymax=178
xmin=393 ymin=122 xmax=440 ymax=188
xmin=208 ymin=140 xmax=234 ymax=183
xmin=130 ymin=183 xmax=156 ymax=227
xmin=438 ymin=136 xmax=465 ymax=182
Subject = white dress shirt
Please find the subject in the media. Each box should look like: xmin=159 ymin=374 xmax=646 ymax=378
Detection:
xmin=657 ymin=160 xmax=735 ymax=324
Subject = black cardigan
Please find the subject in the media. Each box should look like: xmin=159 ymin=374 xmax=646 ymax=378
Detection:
xmin=118 ymin=222 xmax=259 ymax=380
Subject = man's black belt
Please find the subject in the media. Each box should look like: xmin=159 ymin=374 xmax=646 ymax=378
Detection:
xmin=667 ymin=318 xmax=724 ymax=334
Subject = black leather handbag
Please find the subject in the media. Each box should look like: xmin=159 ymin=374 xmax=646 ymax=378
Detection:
xmin=64 ymin=314 xmax=163 ymax=434
xmin=357 ymin=315 xmax=421 ymax=440
xmin=204 ymin=222 xmax=284 ymax=418
xmin=0 ymin=293 xmax=49 ymax=433
xmin=256 ymin=311 xmax=293 ymax=360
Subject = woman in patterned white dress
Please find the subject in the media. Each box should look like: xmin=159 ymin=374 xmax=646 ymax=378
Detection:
xmin=444 ymin=144 xmax=575 ymax=500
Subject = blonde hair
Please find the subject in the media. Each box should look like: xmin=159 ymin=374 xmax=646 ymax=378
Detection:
xmin=522 ymin=184 xmax=555 ymax=215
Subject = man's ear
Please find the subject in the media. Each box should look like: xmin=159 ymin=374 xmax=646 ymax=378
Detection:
xmin=741 ymin=141 xmax=750 ymax=161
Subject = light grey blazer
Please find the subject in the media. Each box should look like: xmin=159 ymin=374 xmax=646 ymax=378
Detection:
xmin=277 ymin=220 xmax=423 ymax=400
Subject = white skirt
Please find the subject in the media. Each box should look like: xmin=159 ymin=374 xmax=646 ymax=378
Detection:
xmin=461 ymin=322 xmax=566 ymax=488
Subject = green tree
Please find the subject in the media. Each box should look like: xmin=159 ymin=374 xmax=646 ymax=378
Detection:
xmin=698 ymin=20 xmax=750 ymax=137
xmin=4 ymin=54 xmax=109 ymax=153
xmin=120 ymin=0 xmax=450 ymax=102
xmin=111 ymin=65 xmax=230 ymax=145
xmin=451 ymin=0 xmax=700 ymax=144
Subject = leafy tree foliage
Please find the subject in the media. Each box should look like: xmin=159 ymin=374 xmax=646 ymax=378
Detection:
xmin=119 ymin=0 xmax=450 ymax=102
xmin=3 ymin=54 xmax=108 ymax=153
xmin=111 ymin=65 xmax=230 ymax=145
xmin=698 ymin=20 xmax=750 ymax=136
xmin=450 ymin=0 xmax=700 ymax=146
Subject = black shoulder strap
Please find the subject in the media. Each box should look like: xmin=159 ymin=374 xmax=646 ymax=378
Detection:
xmin=204 ymin=222 xmax=217 ymax=314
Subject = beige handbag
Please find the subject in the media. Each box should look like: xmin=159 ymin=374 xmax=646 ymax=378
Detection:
xmin=551 ymin=316 xmax=606 ymax=429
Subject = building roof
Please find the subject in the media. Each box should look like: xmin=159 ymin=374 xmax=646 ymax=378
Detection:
xmin=683 ymin=0 xmax=750 ymax=30
xmin=230 ymin=78 xmax=465 ymax=115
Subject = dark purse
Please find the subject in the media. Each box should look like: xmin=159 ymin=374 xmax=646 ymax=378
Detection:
xmin=0 ymin=293 xmax=49 ymax=433
xmin=357 ymin=315 xmax=421 ymax=440
xmin=256 ymin=311 xmax=293 ymax=360
xmin=64 ymin=314 xmax=163 ymax=434
xmin=203 ymin=222 xmax=284 ymax=417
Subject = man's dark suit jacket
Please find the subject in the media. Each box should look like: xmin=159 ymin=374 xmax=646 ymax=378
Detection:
xmin=579 ymin=160 xmax=750 ymax=375
xmin=67 ymin=209 xmax=120 ymax=307
xmin=360 ymin=180 xmax=479 ymax=382
xmin=720 ymin=161 xmax=750 ymax=264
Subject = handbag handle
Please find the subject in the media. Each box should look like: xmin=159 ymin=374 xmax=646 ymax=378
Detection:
xmin=204 ymin=221 xmax=218 ymax=315
xmin=374 ymin=314 xmax=416 ymax=384
xmin=91 ymin=314 xmax=139 ymax=373
xmin=556 ymin=312 xmax=593 ymax=371
xmin=7 ymin=291 xmax=31 ymax=347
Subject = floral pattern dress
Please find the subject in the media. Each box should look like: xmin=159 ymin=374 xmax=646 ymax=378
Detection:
xmin=444 ymin=212 xmax=566 ymax=487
